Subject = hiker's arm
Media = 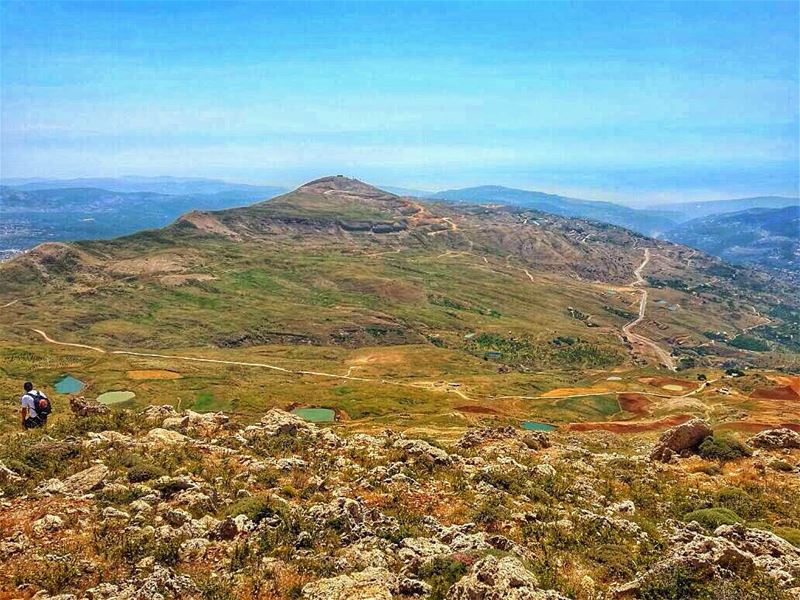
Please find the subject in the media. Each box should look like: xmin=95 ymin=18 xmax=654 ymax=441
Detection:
xmin=21 ymin=406 xmax=26 ymax=425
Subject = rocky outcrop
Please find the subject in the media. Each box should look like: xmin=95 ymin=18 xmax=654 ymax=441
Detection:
xmin=615 ymin=521 xmax=800 ymax=595
xmin=447 ymin=555 xmax=568 ymax=599
xmin=650 ymin=418 xmax=712 ymax=461
xmin=301 ymin=566 xmax=398 ymax=600
xmin=69 ymin=396 xmax=109 ymax=417
xmin=162 ymin=409 xmax=230 ymax=437
xmin=715 ymin=524 xmax=800 ymax=588
xmin=750 ymin=428 xmax=800 ymax=449
xmin=456 ymin=426 xmax=520 ymax=449
xmin=393 ymin=437 xmax=451 ymax=465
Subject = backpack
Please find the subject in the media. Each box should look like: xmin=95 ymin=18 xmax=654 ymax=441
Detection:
xmin=29 ymin=390 xmax=52 ymax=419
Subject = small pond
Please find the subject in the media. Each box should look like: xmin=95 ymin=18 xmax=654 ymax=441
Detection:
xmin=521 ymin=421 xmax=557 ymax=432
xmin=97 ymin=391 xmax=136 ymax=405
xmin=292 ymin=407 xmax=336 ymax=422
xmin=54 ymin=374 xmax=84 ymax=394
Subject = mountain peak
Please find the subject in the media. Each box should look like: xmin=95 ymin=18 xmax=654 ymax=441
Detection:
xmin=296 ymin=175 xmax=396 ymax=199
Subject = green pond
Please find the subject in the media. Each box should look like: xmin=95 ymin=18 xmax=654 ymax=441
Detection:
xmin=97 ymin=391 xmax=136 ymax=405
xmin=54 ymin=374 xmax=84 ymax=394
xmin=292 ymin=407 xmax=335 ymax=422
xmin=521 ymin=421 xmax=557 ymax=431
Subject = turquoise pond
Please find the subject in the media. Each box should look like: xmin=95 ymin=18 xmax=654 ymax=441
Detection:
xmin=521 ymin=421 xmax=557 ymax=431
xmin=54 ymin=375 xmax=84 ymax=394
xmin=292 ymin=407 xmax=336 ymax=422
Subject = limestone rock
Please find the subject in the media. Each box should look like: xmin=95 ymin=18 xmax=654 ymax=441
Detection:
xmin=393 ymin=437 xmax=451 ymax=464
xmin=32 ymin=514 xmax=64 ymax=534
xmin=142 ymin=428 xmax=191 ymax=447
xmin=62 ymin=464 xmax=109 ymax=494
xmin=650 ymin=419 xmax=712 ymax=461
xmin=69 ymin=396 xmax=109 ymax=417
xmin=141 ymin=404 xmax=179 ymax=423
xmin=749 ymin=428 xmax=800 ymax=450
xmin=447 ymin=555 xmax=567 ymax=599
xmin=302 ymin=566 xmax=398 ymax=600
xmin=715 ymin=524 xmax=800 ymax=587
xmin=456 ymin=426 xmax=520 ymax=449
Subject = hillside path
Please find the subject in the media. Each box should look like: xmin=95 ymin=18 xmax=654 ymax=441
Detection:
xmin=32 ymin=328 xmax=107 ymax=353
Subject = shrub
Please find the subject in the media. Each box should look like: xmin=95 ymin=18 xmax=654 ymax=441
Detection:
xmin=472 ymin=495 xmax=508 ymax=531
xmin=698 ymin=434 xmax=752 ymax=462
xmin=127 ymin=463 xmax=165 ymax=483
xmin=770 ymin=459 xmax=794 ymax=472
xmin=693 ymin=463 xmax=722 ymax=476
xmin=714 ymin=486 xmax=764 ymax=520
xmin=224 ymin=494 xmax=276 ymax=524
xmin=683 ymin=507 xmax=743 ymax=530
xmin=419 ymin=556 xmax=469 ymax=600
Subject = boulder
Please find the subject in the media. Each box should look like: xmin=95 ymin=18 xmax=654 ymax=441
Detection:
xmin=393 ymin=438 xmax=451 ymax=464
xmin=141 ymin=404 xmax=179 ymax=423
xmin=162 ymin=409 xmax=230 ymax=437
xmin=650 ymin=419 xmax=712 ymax=461
xmin=259 ymin=408 xmax=313 ymax=436
xmin=447 ymin=555 xmax=567 ymax=599
xmin=69 ymin=396 xmax=109 ymax=417
xmin=142 ymin=428 xmax=191 ymax=447
xmin=302 ymin=567 xmax=398 ymax=600
xmin=456 ymin=426 xmax=520 ymax=449
xmin=749 ymin=428 xmax=800 ymax=450
xmin=0 ymin=460 xmax=22 ymax=484
xmin=715 ymin=524 xmax=800 ymax=587
xmin=32 ymin=514 xmax=64 ymax=535
xmin=62 ymin=464 xmax=109 ymax=494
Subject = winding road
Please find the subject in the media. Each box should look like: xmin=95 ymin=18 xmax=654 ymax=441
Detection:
xmin=621 ymin=249 xmax=676 ymax=370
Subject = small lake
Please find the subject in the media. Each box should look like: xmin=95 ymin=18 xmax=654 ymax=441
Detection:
xmin=97 ymin=391 xmax=136 ymax=405
xmin=292 ymin=407 xmax=336 ymax=422
xmin=54 ymin=374 xmax=84 ymax=394
xmin=521 ymin=421 xmax=557 ymax=431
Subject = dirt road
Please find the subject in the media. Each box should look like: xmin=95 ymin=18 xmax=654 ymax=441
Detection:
xmin=622 ymin=249 xmax=677 ymax=370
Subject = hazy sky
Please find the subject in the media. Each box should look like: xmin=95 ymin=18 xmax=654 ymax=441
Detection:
xmin=1 ymin=1 xmax=798 ymax=204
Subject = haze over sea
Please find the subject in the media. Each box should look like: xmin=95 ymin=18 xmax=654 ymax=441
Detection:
xmin=1 ymin=1 xmax=797 ymax=204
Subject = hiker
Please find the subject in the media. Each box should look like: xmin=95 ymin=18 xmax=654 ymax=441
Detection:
xmin=20 ymin=381 xmax=52 ymax=429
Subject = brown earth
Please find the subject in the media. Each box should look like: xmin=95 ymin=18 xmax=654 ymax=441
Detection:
xmin=456 ymin=405 xmax=500 ymax=415
xmin=541 ymin=385 xmax=613 ymax=398
xmin=127 ymin=370 xmax=183 ymax=380
xmin=567 ymin=413 xmax=692 ymax=433
xmin=716 ymin=421 xmax=800 ymax=433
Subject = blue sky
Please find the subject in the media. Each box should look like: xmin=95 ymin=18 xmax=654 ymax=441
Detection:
xmin=1 ymin=1 xmax=797 ymax=204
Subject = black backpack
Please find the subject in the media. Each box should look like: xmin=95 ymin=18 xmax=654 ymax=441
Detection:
xmin=30 ymin=390 xmax=52 ymax=419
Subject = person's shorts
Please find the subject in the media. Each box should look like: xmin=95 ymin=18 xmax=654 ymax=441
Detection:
xmin=23 ymin=417 xmax=42 ymax=429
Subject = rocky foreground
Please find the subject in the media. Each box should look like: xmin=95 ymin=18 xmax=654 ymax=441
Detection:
xmin=1 ymin=403 xmax=799 ymax=599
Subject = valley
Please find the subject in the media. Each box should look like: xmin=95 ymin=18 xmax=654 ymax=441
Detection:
xmin=2 ymin=177 xmax=798 ymax=438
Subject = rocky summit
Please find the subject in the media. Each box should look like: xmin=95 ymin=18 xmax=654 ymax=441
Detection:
xmin=1 ymin=406 xmax=798 ymax=599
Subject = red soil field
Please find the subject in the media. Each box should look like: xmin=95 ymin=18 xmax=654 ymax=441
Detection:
xmin=749 ymin=386 xmax=800 ymax=401
xmin=618 ymin=393 xmax=650 ymax=415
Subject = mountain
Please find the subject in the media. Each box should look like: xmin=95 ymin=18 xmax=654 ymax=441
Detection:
xmin=1 ymin=175 xmax=285 ymax=197
xmin=0 ymin=185 xmax=285 ymax=259
xmin=665 ymin=206 xmax=800 ymax=280
xmin=651 ymin=196 xmax=799 ymax=221
xmin=431 ymin=185 xmax=679 ymax=236
xmin=2 ymin=176 xmax=796 ymax=377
